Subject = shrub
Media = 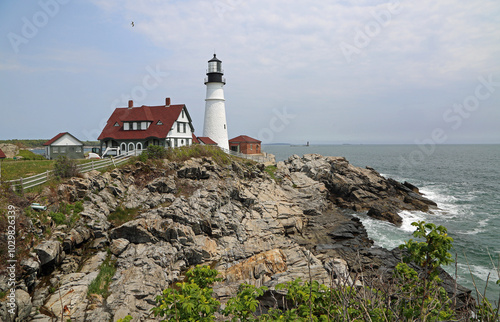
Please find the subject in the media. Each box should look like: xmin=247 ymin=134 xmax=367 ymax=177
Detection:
xmin=152 ymin=265 xmax=222 ymax=321
xmin=53 ymin=156 xmax=79 ymax=178
xmin=150 ymin=222 xmax=498 ymax=321
xmin=48 ymin=212 xmax=66 ymax=225
xmin=142 ymin=145 xmax=167 ymax=160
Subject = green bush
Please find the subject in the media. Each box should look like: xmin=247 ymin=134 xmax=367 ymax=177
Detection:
xmin=48 ymin=212 xmax=66 ymax=225
xmin=142 ymin=145 xmax=167 ymax=160
xmin=152 ymin=265 xmax=222 ymax=321
xmin=53 ymin=156 xmax=80 ymax=178
xmin=149 ymin=222 xmax=499 ymax=321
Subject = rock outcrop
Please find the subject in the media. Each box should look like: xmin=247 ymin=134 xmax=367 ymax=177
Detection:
xmin=0 ymin=144 xmax=19 ymax=158
xmin=0 ymin=154 xmax=468 ymax=322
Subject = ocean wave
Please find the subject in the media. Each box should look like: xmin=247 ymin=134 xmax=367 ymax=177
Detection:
xmin=456 ymin=263 xmax=499 ymax=282
xmin=399 ymin=210 xmax=427 ymax=232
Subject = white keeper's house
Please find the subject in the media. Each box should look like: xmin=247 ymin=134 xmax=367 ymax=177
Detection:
xmin=98 ymin=98 xmax=194 ymax=155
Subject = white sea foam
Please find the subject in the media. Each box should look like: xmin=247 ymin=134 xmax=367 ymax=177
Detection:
xmin=399 ymin=210 xmax=427 ymax=232
xmin=456 ymin=263 xmax=500 ymax=282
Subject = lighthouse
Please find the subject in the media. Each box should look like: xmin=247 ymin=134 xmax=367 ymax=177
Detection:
xmin=203 ymin=54 xmax=229 ymax=151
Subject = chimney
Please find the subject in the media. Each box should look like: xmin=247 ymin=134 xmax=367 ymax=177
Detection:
xmin=128 ymin=100 xmax=133 ymax=108
xmin=165 ymin=97 xmax=171 ymax=107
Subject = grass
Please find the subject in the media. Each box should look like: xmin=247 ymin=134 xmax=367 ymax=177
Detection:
xmin=108 ymin=206 xmax=140 ymax=226
xmin=0 ymin=158 xmax=94 ymax=182
xmin=164 ymin=145 xmax=233 ymax=165
xmin=87 ymin=252 xmax=117 ymax=299
xmin=264 ymin=165 xmax=280 ymax=182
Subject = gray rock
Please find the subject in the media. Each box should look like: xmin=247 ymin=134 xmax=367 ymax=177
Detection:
xmin=110 ymin=238 xmax=130 ymax=256
xmin=15 ymin=289 xmax=32 ymax=322
xmin=34 ymin=240 xmax=62 ymax=274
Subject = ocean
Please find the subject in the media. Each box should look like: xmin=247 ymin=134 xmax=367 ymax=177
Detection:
xmin=263 ymin=144 xmax=500 ymax=301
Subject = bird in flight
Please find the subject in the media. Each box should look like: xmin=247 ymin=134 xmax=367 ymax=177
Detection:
xmin=131 ymin=21 xmax=134 ymax=27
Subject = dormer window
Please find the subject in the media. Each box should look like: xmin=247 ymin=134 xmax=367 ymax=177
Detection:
xmin=157 ymin=120 xmax=163 ymax=125
xmin=122 ymin=121 xmax=151 ymax=130
xmin=114 ymin=122 xmax=120 ymax=127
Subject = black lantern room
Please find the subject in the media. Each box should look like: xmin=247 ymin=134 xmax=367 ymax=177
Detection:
xmin=205 ymin=54 xmax=225 ymax=84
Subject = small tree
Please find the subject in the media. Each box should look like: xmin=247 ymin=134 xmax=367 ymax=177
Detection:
xmin=53 ymin=155 xmax=79 ymax=178
xmin=395 ymin=221 xmax=454 ymax=321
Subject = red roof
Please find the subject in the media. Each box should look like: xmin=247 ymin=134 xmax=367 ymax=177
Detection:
xmin=0 ymin=148 xmax=6 ymax=159
xmin=197 ymin=137 xmax=217 ymax=145
xmin=43 ymin=132 xmax=82 ymax=146
xmin=229 ymin=135 xmax=261 ymax=143
xmin=98 ymin=104 xmax=193 ymax=140
xmin=192 ymin=134 xmax=200 ymax=144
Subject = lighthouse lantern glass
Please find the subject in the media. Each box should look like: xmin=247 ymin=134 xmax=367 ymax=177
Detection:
xmin=208 ymin=61 xmax=221 ymax=73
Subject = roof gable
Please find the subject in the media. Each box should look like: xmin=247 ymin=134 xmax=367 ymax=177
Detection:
xmin=229 ymin=135 xmax=261 ymax=143
xmin=197 ymin=137 xmax=217 ymax=145
xmin=44 ymin=132 xmax=83 ymax=146
xmin=0 ymin=148 xmax=6 ymax=159
xmin=98 ymin=103 xmax=193 ymax=141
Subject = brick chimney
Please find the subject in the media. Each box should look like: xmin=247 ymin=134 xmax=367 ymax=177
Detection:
xmin=165 ymin=97 xmax=171 ymax=107
xmin=128 ymin=100 xmax=133 ymax=108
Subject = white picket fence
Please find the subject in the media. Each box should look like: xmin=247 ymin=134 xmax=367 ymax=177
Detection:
xmin=6 ymin=150 xmax=140 ymax=192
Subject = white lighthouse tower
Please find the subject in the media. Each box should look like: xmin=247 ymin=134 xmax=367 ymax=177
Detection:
xmin=203 ymin=54 xmax=229 ymax=151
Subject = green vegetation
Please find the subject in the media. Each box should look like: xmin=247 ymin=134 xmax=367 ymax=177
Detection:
xmin=0 ymin=139 xmax=99 ymax=148
xmin=87 ymin=252 xmax=117 ymax=298
xmin=0 ymin=139 xmax=47 ymax=148
xmin=151 ymin=221 xmax=500 ymax=321
xmin=138 ymin=144 xmax=232 ymax=166
xmin=1 ymin=159 xmax=54 ymax=181
xmin=47 ymin=201 xmax=84 ymax=227
xmin=108 ymin=206 xmax=140 ymax=226
xmin=264 ymin=165 xmax=281 ymax=183
xmin=53 ymin=156 xmax=80 ymax=178
xmin=15 ymin=149 xmax=45 ymax=160
xmin=152 ymin=265 xmax=222 ymax=321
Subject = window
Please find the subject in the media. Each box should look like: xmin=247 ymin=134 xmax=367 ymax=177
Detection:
xmin=114 ymin=122 xmax=120 ymax=127
xmin=124 ymin=123 xmax=130 ymax=130
xmin=224 ymin=124 xmax=226 ymax=129
xmin=60 ymin=147 xmax=66 ymax=153
xmin=157 ymin=120 xmax=163 ymax=125
xmin=181 ymin=109 xmax=185 ymax=118
xmin=250 ymin=144 xmax=253 ymax=150
xmin=141 ymin=122 xmax=147 ymax=130
xmin=76 ymin=147 xmax=82 ymax=153
xmin=53 ymin=147 xmax=59 ymax=153
xmin=177 ymin=122 xmax=186 ymax=133
xmin=132 ymin=122 xmax=138 ymax=130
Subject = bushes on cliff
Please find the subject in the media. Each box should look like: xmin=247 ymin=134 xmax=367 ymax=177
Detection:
xmin=139 ymin=144 xmax=232 ymax=165
xmin=151 ymin=223 xmax=498 ymax=321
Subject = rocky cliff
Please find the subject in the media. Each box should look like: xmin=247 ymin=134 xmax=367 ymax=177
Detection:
xmin=0 ymin=153 xmax=469 ymax=321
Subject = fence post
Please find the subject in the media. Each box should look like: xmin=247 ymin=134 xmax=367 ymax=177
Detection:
xmin=46 ymin=170 xmax=49 ymax=182
xmin=111 ymin=156 xmax=116 ymax=167
xmin=92 ymin=160 xmax=94 ymax=171
xmin=20 ymin=177 xmax=23 ymax=193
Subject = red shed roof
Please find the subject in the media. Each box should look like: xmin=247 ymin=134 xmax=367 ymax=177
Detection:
xmin=0 ymin=148 xmax=6 ymax=159
xmin=98 ymin=103 xmax=193 ymax=141
xmin=43 ymin=132 xmax=82 ymax=146
xmin=197 ymin=137 xmax=217 ymax=145
xmin=229 ymin=135 xmax=261 ymax=143
xmin=192 ymin=134 xmax=200 ymax=144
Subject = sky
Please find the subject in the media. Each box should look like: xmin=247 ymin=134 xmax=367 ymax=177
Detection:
xmin=1 ymin=0 xmax=499 ymax=144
